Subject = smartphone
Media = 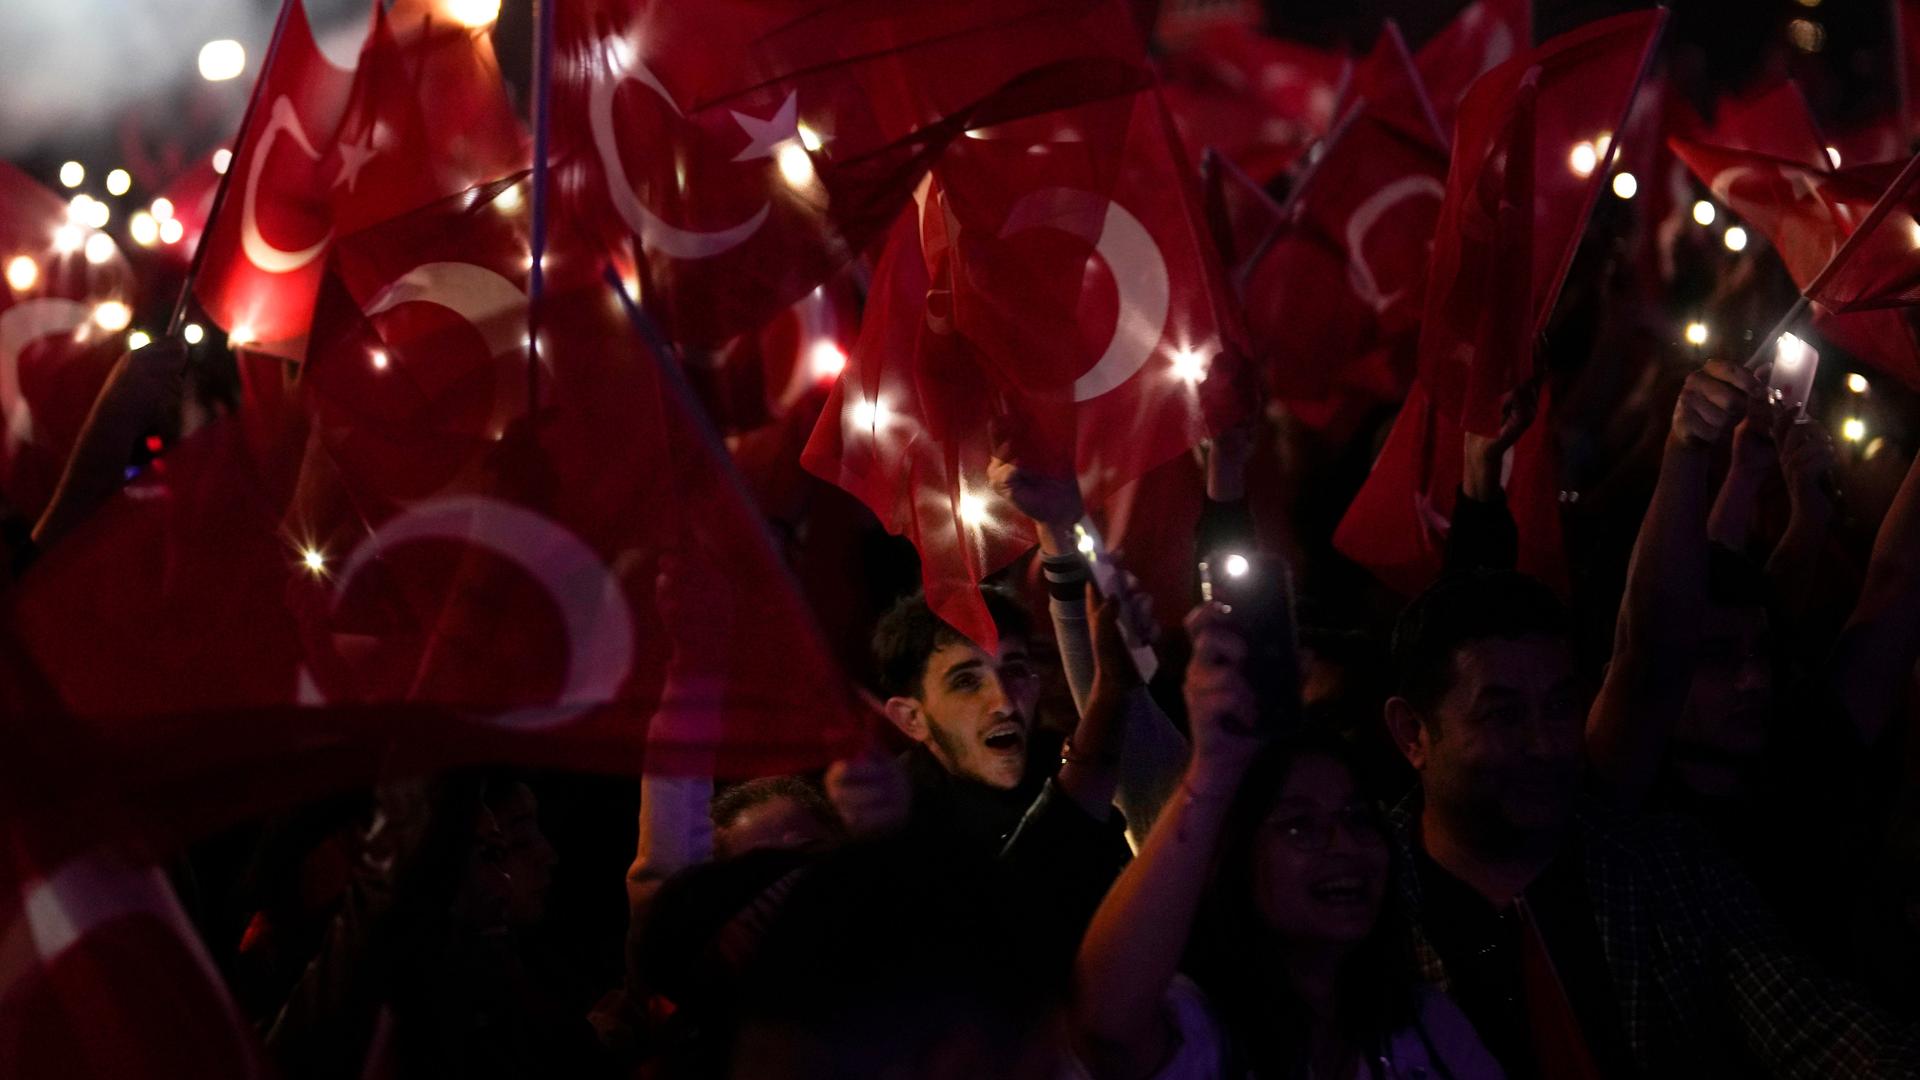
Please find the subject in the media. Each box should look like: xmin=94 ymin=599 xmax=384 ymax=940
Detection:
xmin=1071 ymin=517 xmax=1158 ymax=682
xmin=1769 ymin=332 xmax=1819 ymax=419
xmin=1197 ymin=551 xmax=1303 ymax=734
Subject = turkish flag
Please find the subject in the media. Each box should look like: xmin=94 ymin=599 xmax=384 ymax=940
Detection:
xmin=1246 ymin=22 xmax=1448 ymax=405
xmin=151 ymin=157 xmax=222 ymax=266
xmin=694 ymin=271 xmax=862 ymax=437
xmin=193 ymin=0 xmax=357 ymax=356
xmin=1156 ymin=22 xmax=1350 ymax=184
xmin=329 ymin=0 xmax=528 ymax=236
xmin=550 ymin=0 xmax=1153 ymax=346
xmin=1198 ymin=148 xmax=1286 ymax=284
xmin=0 ymin=163 xmax=137 ymax=522
xmin=1333 ymin=379 xmax=1566 ymax=597
xmin=1414 ymin=0 xmax=1531 ymax=139
xmin=1706 ymin=80 xmax=1830 ymax=172
xmin=0 ymin=794 xmax=265 ymax=1079
xmin=802 ymin=88 xmax=1247 ymax=648
xmin=1421 ymin=9 xmax=1665 ymax=436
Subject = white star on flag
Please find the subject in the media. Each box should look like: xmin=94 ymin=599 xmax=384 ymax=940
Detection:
xmin=730 ymin=91 xmax=801 ymax=162
xmin=333 ymin=134 xmax=379 ymax=192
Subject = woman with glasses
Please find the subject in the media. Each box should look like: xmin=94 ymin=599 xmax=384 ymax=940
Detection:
xmin=1070 ymin=607 xmax=1503 ymax=1080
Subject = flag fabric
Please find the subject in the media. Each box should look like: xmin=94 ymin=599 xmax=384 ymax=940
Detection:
xmin=1705 ymin=80 xmax=1830 ymax=172
xmin=3 ymin=182 xmax=863 ymax=838
xmin=1333 ymin=379 xmax=1566 ymax=597
xmin=1419 ymin=9 xmax=1665 ymax=436
xmin=1414 ymin=0 xmax=1531 ymax=138
xmin=0 ymin=163 xmax=137 ymax=521
xmin=549 ymin=0 xmax=1154 ymax=346
xmin=192 ymin=0 xmax=357 ymax=355
xmin=1245 ymin=21 xmax=1449 ymax=406
xmin=1157 ymin=22 xmax=1350 ymax=185
xmin=1198 ymin=147 xmax=1287 ymax=285
xmin=802 ymin=87 xmax=1248 ymax=648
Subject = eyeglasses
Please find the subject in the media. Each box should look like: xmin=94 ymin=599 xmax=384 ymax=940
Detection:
xmin=1261 ymin=803 xmax=1387 ymax=852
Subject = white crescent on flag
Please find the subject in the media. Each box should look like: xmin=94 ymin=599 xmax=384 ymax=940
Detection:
xmin=1345 ymin=175 xmax=1446 ymax=313
xmin=589 ymin=38 xmax=772 ymax=260
xmin=241 ymin=95 xmax=332 ymax=275
xmin=363 ymin=262 xmax=529 ymax=359
xmin=998 ymin=187 xmax=1172 ymax=403
xmin=0 ymin=298 xmax=90 ymax=449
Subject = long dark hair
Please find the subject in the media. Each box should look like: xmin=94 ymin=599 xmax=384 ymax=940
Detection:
xmin=1183 ymin=733 xmax=1420 ymax=1079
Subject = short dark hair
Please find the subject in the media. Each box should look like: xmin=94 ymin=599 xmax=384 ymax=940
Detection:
xmin=711 ymin=776 xmax=842 ymax=836
xmin=1390 ymin=571 xmax=1568 ymax=713
xmin=869 ymin=585 xmax=1032 ymax=699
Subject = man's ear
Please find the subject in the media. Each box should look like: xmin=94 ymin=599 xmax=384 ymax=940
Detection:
xmin=884 ymin=696 xmax=930 ymax=745
xmin=1384 ymin=697 xmax=1430 ymax=771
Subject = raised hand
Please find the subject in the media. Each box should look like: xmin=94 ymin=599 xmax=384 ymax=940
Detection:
xmin=1671 ymin=359 xmax=1763 ymax=450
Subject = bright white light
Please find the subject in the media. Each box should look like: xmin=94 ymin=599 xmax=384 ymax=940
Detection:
xmin=229 ymin=323 xmax=254 ymax=346
xmin=1847 ymin=372 xmax=1869 ymax=393
xmin=66 ymin=194 xmax=93 ymax=224
xmin=58 ymin=162 xmax=84 ymax=189
xmin=1569 ymin=141 xmax=1598 ymax=178
xmin=444 ymin=0 xmax=501 ymax=27
xmin=301 ymin=547 xmax=327 ymax=574
xmin=127 ymin=330 xmax=152 ymax=351
xmin=777 ymin=142 xmax=816 ymax=188
xmin=1611 ymin=171 xmax=1638 ymax=199
xmin=957 ymin=492 xmax=989 ymax=527
xmin=1776 ymin=332 xmax=1808 ymax=368
xmin=212 ymin=148 xmax=233 ymax=175
xmin=1826 ymin=146 xmax=1842 ymax=168
xmin=1076 ymin=531 xmax=1096 ymax=555
xmin=1724 ymin=226 xmax=1749 ymax=252
xmin=494 ymin=184 xmax=522 ymax=211
xmin=183 ymin=323 xmax=205 ymax=345
xmin=850 ymin=397 xmax=890 ymax=430
xmin=52 ymin=225 xmax=83 ymax=254
xmin=1595 ymin=133 xmax=1613 ymax=160
xmin=1170 ymin=346 xmax=1209 ymax=384
xmin=1692 ymin=200 xmax=1716 ymax=226
xmin=83 ymin=232 xmax=116 ymax=265
xmin=5 ymin=256 xmax=38 ymax=292
xmin=91 ymin=301 xmax=131 ymax=332
xmin=199 ymin=39 xmax=247 ymax=82
xmin=808 ymin=340 xmax=847 ymax=380
xmin=797 ymin=123 xmax=823 ymax=152
xmin=370 ymin=349 xmax=389 ymax=371
xmin=1684 ymin=321 xmax=1708 ymax=346
xmin=159 ymin=218 xmax=185 ymax=245
xmin=1223 ymin=553 xmax=1250 ymax=578
xmin=129 ymin=212 xmax=159 ymax=247
xmin=150 ymin=197 xmax=175 ymax=222
xmin=105 ymin=168 xmax=131 ymax=197
xmin=1842 ymin=417 xmax=1866 ymax=442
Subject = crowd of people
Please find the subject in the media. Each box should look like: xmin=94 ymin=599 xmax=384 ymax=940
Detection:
xmin=14 ymin=3 xmax=1920 ymax=1079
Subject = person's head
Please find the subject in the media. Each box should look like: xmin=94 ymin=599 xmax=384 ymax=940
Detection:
xmin=872 ymin=586 xmax=1038 ymax=789
xmin=1673 ymin=551 xmax=1773 ymax=797
xmin=712 ymin=777 xmax=846 ymax=860
xmin=1188 ymin=735 xmax=1412 ymax=1074
xmin=1385 ymin=572 xmax=1583 ymax=855
xmin=480 ymin=779 xmax=557 ymax=927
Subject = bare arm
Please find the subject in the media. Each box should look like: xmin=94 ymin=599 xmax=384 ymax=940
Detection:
xmin=1587 ymin=360 xmax=1760 ymax=805
xmin=1830 ymin=442 xmax=1920 ymax=745
xmin=1765 ymin=419 xmax=1838 ymax=622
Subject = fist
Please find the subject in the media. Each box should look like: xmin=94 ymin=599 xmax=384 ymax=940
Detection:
xmin=1181 ymin=605 xmax=1265 ymax=768
xmin=986 ymin=455 xmax=1084 ymax=530
xmin=1673 ymin=359 xmax=1763 ymax=449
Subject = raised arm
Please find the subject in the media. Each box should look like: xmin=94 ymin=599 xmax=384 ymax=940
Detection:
xmin=1764 ymin=418 xmax=1839 ymax=624
xmin=1448 ymin=383 xmax=1538 ymax=575
xmin=1071 ymin=607 xmax=1263 ymax=1080
xmin=1830 ymin=438 xmax=1920 ymax=745
xmin=1587 ymin=359 xmax=1760 ymax=805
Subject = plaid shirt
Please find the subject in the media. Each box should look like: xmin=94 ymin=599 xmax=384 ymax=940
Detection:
xmin=1389 ymin=792 xmax=1920 ymax=1078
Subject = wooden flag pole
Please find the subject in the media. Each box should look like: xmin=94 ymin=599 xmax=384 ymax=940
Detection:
xmin=165 ymin=0 xmax=300 ymax=337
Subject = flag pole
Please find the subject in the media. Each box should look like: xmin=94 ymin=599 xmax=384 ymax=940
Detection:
xmin=526 ymin=0 xmax=557 ymax=409
xmin=1741 ymin=148 xmax=1920 ymax=370
xmin=165 ymin=0 xmax=300 ymax=337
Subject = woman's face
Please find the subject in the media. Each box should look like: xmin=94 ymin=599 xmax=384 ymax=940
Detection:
xmin=1251 ymin=755 xmax=1389 ymax=945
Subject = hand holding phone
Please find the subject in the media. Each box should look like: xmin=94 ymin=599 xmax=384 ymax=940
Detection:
xmin=1196 ymin=550 xmax=1303 ymax=735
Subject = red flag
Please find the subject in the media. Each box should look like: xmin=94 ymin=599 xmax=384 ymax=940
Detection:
xmin=1198 ymin=148 xmax=1286 ymax=284
xmin=802 ymin=88 xmax=1247 ymax=647
xmin=1706 ymin=80 xmax=1830 ymax=172
xmin=1414 ymin=0 xmax=1531 ymax=138
xmin=1420 ymin=9 xmax=1665 ymax=436
xmin=0 ymin=163 xmax=138 ymax=521
xmin=1245 ymin=22 xmax=1448 ymax=405
xmin=1333 ymin=379 xmax=1565 ymax=597
xmin=550 ymin=0 xmax=1153 ymax=346
xmin=1157 ymin=23 xmax=1350 ymax=184
xmin=193 ymin=0 xmax=357 ymax=355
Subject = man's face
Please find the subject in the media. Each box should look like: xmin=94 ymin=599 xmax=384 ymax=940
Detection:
xmin=489 ymin=782 xmax=558 ymax=926
xmin=1408 ymin=635 xmax=1585 ymax=853
xmin=910 ymin=635 xmax=1040 ymax=790
xmin=1675 ymin=603 xmax=1772 ymax=796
